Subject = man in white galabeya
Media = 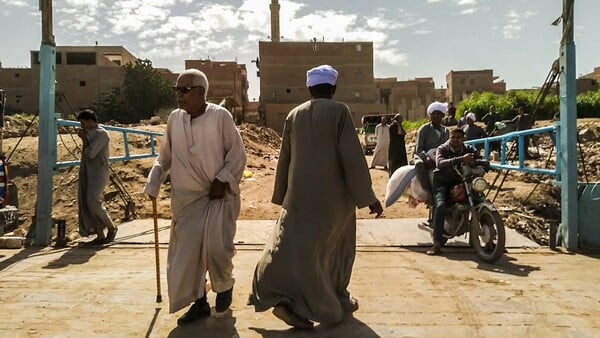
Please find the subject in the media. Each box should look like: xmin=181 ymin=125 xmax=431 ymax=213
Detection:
xmin=144 ymin=68 xmax=247 ymax=325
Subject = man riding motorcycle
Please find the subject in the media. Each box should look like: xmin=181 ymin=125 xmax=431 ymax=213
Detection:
xmin=427 ymin=127 xmax=481 ymax=256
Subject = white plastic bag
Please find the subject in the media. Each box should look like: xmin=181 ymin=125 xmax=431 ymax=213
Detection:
xmin=384 ymin=165 xmax=416 ymax=207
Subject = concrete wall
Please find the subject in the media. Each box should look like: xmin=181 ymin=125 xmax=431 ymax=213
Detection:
xmin=446 ymin=69 xmax=506 ymax=104
xmin=0 ymin=68 xmax=36 ymax=113
xmin=258 ymin=41 xmax=384 ymax=132
xmin=1 ymin=46 xmax=139 ymax=115
xmin=185 ymin=60 xmax=249 ymax=123
xmin=375 ymin=77 xmax=435 ymax=121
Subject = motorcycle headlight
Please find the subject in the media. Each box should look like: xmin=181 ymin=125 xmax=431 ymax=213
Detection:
xmin=472 ymin=177 xmax=488 ymax=193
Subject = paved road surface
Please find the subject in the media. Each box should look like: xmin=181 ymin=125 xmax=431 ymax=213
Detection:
xmin=0 ymin=219 xmax=599 ymax=337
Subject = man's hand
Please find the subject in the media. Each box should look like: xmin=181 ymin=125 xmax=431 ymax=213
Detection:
xmin=209 ymin=179 xmax=228 ymax=200
xmin=368 ymin=200 xmax=383 ymax=218
xmin=462 ymin=153 xmax=475 ymax=165
xmin=424 ymin=158 xmax=436 ymax=169
xmin=77 ymin=128 xmax=86 ymax=139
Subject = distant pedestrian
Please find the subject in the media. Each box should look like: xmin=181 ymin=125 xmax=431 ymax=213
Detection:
xmin=249 ymin=65 xmax=383 ymax=329
xmin=462 ymin=112 xmax=487 ymax=142
xmin=481 ymin=105 xmax=501 ymax=136
xmin=511 ymin=106 xmax=534 ymax=159
xmin=76 ymin=109 xmax=117 ymax=245
xmin=370 ymin=116 xmax=390 ymax=170
xmin=388 ymin=113 xmax=408 ymax=176
xmin=442 ymin=102 xmax=458 ymax=126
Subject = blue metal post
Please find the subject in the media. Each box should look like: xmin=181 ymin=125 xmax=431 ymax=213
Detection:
xmin=558 ymin=0 xmax=578 ymax=250
xmin=35 ymin=0 xmax=57 ymax=245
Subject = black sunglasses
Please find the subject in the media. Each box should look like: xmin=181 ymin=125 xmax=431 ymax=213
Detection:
xmin=172 ymin=86 xmax=201 ymax=94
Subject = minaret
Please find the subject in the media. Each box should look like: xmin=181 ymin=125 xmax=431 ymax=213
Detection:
xmin=270 ymin=0 xmax=280 ymax=42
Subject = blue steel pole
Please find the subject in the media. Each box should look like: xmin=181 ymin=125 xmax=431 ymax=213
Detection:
xmin=35 ymin=0 xmax=57 ymax=246
xmin=558 ymin=0 xmax=578 ymax=250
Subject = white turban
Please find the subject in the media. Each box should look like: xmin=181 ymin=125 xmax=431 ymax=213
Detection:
xmin=306 ymin=65 xmax=338 ymax=87
xmin=466 ymin=112 xmax=476 ymax=121
xmin=427 ymin=101 xmax=448 ymax=115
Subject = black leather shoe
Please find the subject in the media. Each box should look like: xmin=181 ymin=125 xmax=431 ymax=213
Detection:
xmin=177 ymin=298 xmax=210 ymax=325
xmin=106 ymin=228 xmax=118 ymax=242
xmin=215 ymin=287 xmax=233 ymax=313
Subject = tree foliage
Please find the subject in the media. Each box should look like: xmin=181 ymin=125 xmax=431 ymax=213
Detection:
xmin=457 ymin=88 xmax=599 ymax=121
xmin=93 ymin=59 xmax=175 ymax=123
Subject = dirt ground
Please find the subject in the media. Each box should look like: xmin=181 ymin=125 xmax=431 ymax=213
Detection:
xmin=2 ymin=117 xmax=599 ymax=246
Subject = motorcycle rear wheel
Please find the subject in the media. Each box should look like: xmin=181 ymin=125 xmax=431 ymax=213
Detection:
xmin=470 ymin=207 xmax=505 ymax=263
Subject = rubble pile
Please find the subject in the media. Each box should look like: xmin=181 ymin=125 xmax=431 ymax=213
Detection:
xmin=500 ymin=120 xmax=600 ymax=244
xmin=238 ymin=124 xmax=281 ymax=157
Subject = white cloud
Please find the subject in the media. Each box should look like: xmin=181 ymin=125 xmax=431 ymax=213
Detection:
xmin=457 ymin=0 xmax=476 ymax=6
xmin=1 ymin=0 xmax=28 ymax=7
xmin=376 ymin=49 xmax=409 ymax=66
xmin=460 ymin=8 xmax=477 ymax=15
xmin=414 ymin=29 xmax=432 ymax=35
xmin=503 ymin=9 xmax=522 ymax=39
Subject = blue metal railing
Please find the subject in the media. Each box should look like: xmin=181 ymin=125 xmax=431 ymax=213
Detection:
xmin=56 ymin=119 xmax=164 ymax=169
xmin=465 ymin=123 xmax=560 ymax=178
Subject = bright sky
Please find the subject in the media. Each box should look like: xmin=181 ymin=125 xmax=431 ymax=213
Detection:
xmin=1 ymin=0 xmax=598 ymax=101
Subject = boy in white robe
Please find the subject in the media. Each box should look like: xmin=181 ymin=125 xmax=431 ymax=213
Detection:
xmin=144 ymin=69 xmax=246 ymax=325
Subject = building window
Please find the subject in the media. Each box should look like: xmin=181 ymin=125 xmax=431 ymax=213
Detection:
xmin=31 ymin=51 xmax=63 ymax=65
xmin=14 ymin=73 xmax=19 ymax=78
xmin=80 ymin=81 xmax=86 ymax=87
xmin=356 ymin=44 xmax=362 ymax=52
xmin=354 ymin=91 xmax=361 ymax=98
xmin=286 ymin=88 xmax=291 ymax=94
xmin=66 ymin=52 xmax=96 ymax=65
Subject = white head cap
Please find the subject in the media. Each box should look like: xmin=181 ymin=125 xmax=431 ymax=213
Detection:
xmin=306 ymin=65 xmax=338 ymax=87
xmin=466 ymin=112 xmax=477 ymax=121
xmin=427 ymin=101 xmax=448 ymax=115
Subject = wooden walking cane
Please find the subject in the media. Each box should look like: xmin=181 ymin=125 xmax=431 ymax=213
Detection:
xmin=152 ymin=199 xmax=162 ymax=303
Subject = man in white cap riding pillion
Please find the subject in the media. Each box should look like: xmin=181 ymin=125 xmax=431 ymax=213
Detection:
xmin=413 ymin=101 xmax=450 ymax=206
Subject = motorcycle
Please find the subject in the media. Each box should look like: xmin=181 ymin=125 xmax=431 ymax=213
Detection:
xmin=418 ymin=163 xmax=506 ymax=263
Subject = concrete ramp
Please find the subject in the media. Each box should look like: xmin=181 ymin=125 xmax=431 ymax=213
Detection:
xmin=108 ymin=217 xmax=539 ymax=248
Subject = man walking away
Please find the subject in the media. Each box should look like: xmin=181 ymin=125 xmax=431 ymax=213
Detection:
xmin=249 ymin=65 xmax=383 ymax=329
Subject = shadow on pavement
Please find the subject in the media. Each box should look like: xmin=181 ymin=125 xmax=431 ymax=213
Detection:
xmin=167 ymin=311 xmax=239 ymax=338
xmin=249 ymin=315 xmax=381 ymax=338
xmin=402 ymin=245 xmax=541 ymax=277
xmin=42 ymin=246 xmax=101 ymax=269
xmin=474 ymin=255 xmax=541 ymax=277
xmin=0 ymin=246 xmax=44 ymax=271
xmin=144 ymin=307 xmax=162 ymax=338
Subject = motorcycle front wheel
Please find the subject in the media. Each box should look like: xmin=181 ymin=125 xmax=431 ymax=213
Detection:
xmin=470 ymin=206 xmax=505 ymax=263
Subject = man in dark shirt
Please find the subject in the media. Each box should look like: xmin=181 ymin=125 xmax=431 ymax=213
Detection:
xmin=427 ymin=127 xmax=480 ymax=255
xmin=481 ymin=105 xmax=501 ymax=136
xmin=442 ymin=102 xmax=458 ymax=126
xmin=511 ymin=106 xmax=534 ymax=159
xmin=388 ymin=113 xmax=408 ymax=176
